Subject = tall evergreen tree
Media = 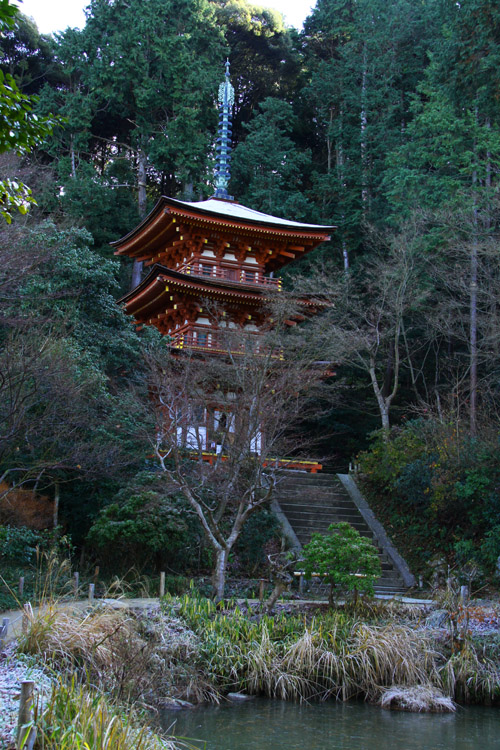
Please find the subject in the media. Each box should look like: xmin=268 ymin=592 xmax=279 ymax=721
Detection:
xmin=301 ymin=0 xmax=440 ymax=265
xmin=385 ymin=0 xmax=500 ymax=433
xmin=231 ymin=97 xmax=313 ymax=219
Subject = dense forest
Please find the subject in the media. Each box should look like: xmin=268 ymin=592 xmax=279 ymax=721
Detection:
xmin=1 ymin=0 xmax=500 ymax=586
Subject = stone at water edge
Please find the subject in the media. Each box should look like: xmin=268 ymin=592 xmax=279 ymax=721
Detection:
xmin=227 ymin=692 xmax=255 ymax=702
xmin=380 ymin=686 xmax=455 ymax=713
xmin=158 ymin=698 xmax=195 ymax=710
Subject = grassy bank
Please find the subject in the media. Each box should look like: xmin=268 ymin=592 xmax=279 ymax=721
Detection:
xmin=8 ymin=592 xmax=499 ymax=750
xmin=11 ymin=603 xmax=201 ymax=750
xmin=17 ymin=593 xmax=500 ymax=712
xmin=163 ymin=594 xmax=500 ymax=705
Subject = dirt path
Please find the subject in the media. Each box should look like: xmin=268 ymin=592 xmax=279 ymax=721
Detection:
xmin=2 ymin=593 xmax=435 ymax=645
xmin=0 ymin=597 xmax=161 ymax=644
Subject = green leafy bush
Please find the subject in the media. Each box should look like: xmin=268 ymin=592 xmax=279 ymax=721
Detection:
xmin=358 ymin=419 xmax=500 ymax=576
xmin=86 ymin=475 xmax=203 ymax=572
xmin=0 ymin=525 xmax=43 ymax=564
xmin=301 ymin=522 xmax=381 ymax=605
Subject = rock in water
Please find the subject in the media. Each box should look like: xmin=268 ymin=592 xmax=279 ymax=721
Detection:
xmin=158 ymin=697 xmax=194 ymax=710
xmin=227 ymin=692 xmax=254 ymax=702
xmin=380 ymin=685 xmax=455 ymax=713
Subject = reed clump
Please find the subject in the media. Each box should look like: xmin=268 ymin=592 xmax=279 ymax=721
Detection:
xmin=18 ymin=602 xmax=220 ymax=705
xmin=165 ymin=593 xmax=500 ymax=705
xmin=37 ymin=677 xmax=185 ymax=750
xmin=165 ymin=594 xmax=441 ymax=702
xmin=441 ymin=642 xmax=500 ymax=704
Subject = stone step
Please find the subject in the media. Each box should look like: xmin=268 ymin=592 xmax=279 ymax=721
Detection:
xmin=274 ymin=471 xmax=412 ymax=594
xmin=280 ymin=509 xmax=366 ymax=522
xmin=278 ymin=476 xmax=344 ymax=484
xmin=278 ymin=498 xmax=365 ymax=510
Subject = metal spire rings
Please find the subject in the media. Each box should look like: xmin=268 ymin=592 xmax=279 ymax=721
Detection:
xmin=214 ymin=59 xmax=235 ymax=200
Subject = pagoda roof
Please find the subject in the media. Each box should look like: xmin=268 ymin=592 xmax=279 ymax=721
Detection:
xmin=111 ymin=196 xmax=335 ymax=261
xmin=118 ymin=264 xmax=327 ymax=321
xmin=118 ymin=264 xmax=265 ymax=319
xmin=166 ymin=197 xmax=335 ymax=231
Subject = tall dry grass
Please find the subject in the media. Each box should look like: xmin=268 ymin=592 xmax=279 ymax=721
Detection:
xmin=17 ymin=586 xmax=500 ymax=712
xmin=441 ymin=643 xmax=500 ymax=704
xmin=36 ymin=677 xmax=193 ymax=750
xmin=168 ymin=593 xmax=500 ymax=705
xmin=18 ymin=601 xmax=220 ymax=705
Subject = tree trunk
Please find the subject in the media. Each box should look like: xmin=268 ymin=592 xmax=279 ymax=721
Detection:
xmin=212 ymin=546 xmax=229 ymax=601
xmin=360 ymin=42 xmax=368 ymax=214
xmin=342 ymin=236 xmax=349 ymax=272
xmin=470 ymin=141 xmax=479 ymax=435
xmin=53 ymin=480 xmax=60 ymax=530
xmin=130 ymin=145 xmax=147 ymax=290
xmin=369 ymin=360 xmax=392 ymax=434
xmin=265 ymin=581 xmax=288 ymax=612
xmin=70 ymin=137 xmax=76 ymax=178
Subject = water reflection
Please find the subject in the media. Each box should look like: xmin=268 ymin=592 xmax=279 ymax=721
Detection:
xmin=161 ymin=698 xmax=500 ymax=750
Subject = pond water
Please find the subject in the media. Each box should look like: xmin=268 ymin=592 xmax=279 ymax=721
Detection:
xmin=161 ymin=698 xmax=500 ymax=750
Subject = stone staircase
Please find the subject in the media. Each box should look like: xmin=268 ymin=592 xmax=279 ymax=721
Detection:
xmin=273 ymin=472 xmax=415 ymax=596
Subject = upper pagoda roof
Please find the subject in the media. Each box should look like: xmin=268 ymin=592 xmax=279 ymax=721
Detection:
xmin=111 ymin=196 xmax=335 ymax=261
xmin=167 ymin=197 xmax=335 ymax=231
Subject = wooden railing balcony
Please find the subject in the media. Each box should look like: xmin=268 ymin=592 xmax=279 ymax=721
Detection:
xmin=178 ymin=263 xmax=281 ymax=290
xmin=170 ymin=329 xmax=282 ymax=358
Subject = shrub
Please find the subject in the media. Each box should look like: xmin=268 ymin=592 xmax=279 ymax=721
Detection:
xmin=358 ymin=418 xmax=500 ymax=575
xmin=0 ymin=525 xmax=44 ymax=564
xmin=301 ymin=522 xmax=381 ymax=605
xmin=86 ymin=478 xmax=202 ymax=572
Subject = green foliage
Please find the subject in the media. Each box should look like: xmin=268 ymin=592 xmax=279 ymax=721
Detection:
xmin=0 ymin=0 xmax=17 ymax=31
xmin=0 ymin=1 xmax=61 ymax=222
xmin=0 ymin=524 xmax=43 ymax=563
xmin=302 ymin=0 xmax=441 ymax=259
xmin=165 ymin=593 xmax=496 ymax=704
xmin=38 ymin=678 xmax=180 ymax=750
xmin=35 ymin=0 xmax=226 ymax=219
xmin=0 ymin=66 xmax=58 ymax=221
xmin=232 ymin=98 xmax=313 ymax=219
xmin=3 ymin=220 xmax=161 ymax=373
xmin=88 ymin=486 xmax=192 ymax=565
xmin=233 ymin=507 xmax=280 ymax=574
xmin=301 ymin=522 xmax=381 ymax=602
xmin=359 ymin=420 xmax=500 ymax=575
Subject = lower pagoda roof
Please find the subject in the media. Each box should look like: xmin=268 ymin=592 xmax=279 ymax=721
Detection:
xmin=118 ymin=265 xmax=266 ymax=322
xmin=118 ymin=265 xmax=328 ymax=326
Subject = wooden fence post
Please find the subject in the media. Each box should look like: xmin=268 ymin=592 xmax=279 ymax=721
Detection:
xmin=258 ymin=579 xmax=265 ymax=602
xmin=0 ymin=618 xmax=9 ymax=649
xmin=159 ymin=572 xmax=165 ymax=598
xmin=16 ymin=680 xmax=36 ymax=750
xmin=22 ymin=604 xmax=31 ymax=634
xmin=88 ymin=583 xmax=95 ymax=604
xmin=299 ymin=572 xmax=304 ymax=596
xmin=73 ymin=571 xmax=79 ymax=598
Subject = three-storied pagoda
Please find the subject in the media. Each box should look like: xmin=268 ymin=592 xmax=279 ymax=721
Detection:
xmin=113 ymin=62 xmax=335 ymax=353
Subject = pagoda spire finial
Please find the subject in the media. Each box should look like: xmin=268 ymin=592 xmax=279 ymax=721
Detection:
xmin=214 ymin=58 xmax=235 ymax=200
